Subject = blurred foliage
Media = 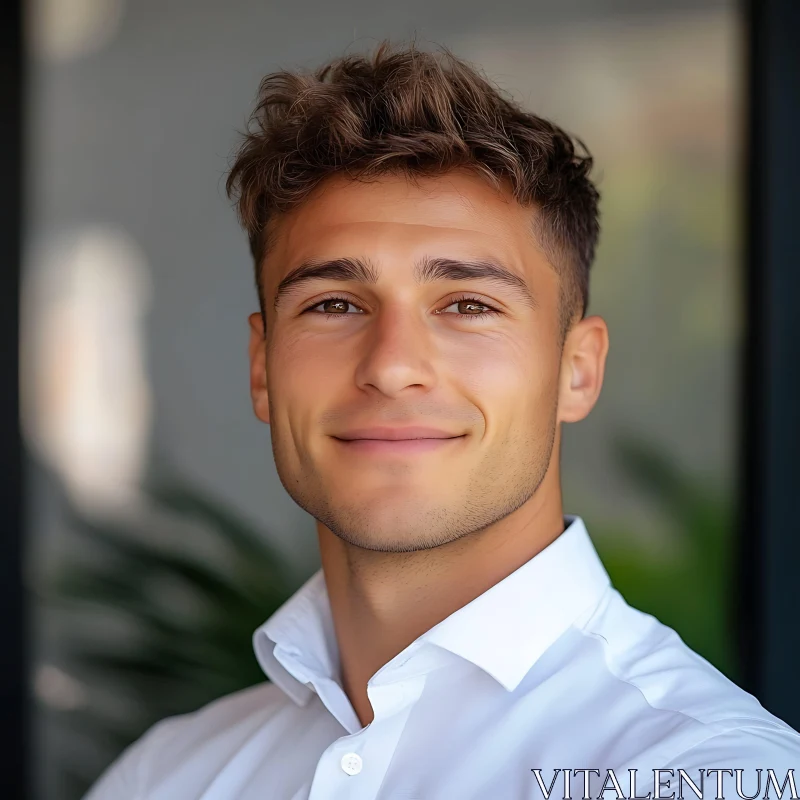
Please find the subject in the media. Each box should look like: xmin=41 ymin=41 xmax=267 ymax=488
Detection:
xmin=41 ymin=432 xmax=735 ymax=798
xmin=41 ymin=475 xmax=299 ymax=797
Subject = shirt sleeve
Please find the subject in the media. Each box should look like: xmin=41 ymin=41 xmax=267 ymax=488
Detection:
xmin=647 ymin=724 xmax=800 ymax=799
xmin=81 ymin=716 xmax=179 ymax=800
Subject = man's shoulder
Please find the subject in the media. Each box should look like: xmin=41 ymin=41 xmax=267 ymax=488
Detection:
xmin=669 ymin=721 xmax=800 ymax=766
xmin=576 ymin=588 xmax=800 ymax=761
xmin=84 ymin=681 xmax=293 ymax=799
xmin=147 ymin=679 xmax=293 ymax=748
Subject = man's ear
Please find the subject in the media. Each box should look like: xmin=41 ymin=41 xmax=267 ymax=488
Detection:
xmin=557 ymin=315 xmax=609 ymax=424
xmin=248 ymin=312 xmax=270 ymax=425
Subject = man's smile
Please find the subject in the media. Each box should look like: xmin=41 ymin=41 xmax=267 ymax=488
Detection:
xmin=331 ymin=434 xmax=467 ymax=456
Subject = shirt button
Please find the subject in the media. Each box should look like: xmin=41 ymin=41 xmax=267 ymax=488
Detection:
xmin=340 ymin=752 xmax=363 ymax=776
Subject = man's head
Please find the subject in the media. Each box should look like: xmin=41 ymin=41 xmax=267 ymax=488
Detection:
xmin=228 ymin=41 xmax=609 ymax=553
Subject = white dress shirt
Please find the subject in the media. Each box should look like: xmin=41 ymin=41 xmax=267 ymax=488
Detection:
xmin=85 ymin=515 xmax=800 ymax=800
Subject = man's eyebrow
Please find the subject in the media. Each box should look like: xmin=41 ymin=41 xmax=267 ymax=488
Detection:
xmin=416 ymin=256 xmax=538 ymax=310
xmin=273 ymin=255 xmax=538 ymax=311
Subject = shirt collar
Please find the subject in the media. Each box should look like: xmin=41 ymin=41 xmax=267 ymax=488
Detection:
xmin=253 ymin=514 xmax=612 ymax=705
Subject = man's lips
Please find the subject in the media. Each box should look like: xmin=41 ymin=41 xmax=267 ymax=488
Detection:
xmin=333 ymin=426 xmax=464 ymax=441
xmin=332 ymin=435 xmax=467 ymax=455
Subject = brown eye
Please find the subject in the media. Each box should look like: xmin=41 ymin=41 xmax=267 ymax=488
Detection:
xmin=303 ymin=297 xmax=363 ymax=315
xmin=319 ymin=299 xmax=349 ymax=314
xmin=454 ymin=300 xmax=487 ymax=314
xmin=438 ymin=296 xmax=501 ymax=320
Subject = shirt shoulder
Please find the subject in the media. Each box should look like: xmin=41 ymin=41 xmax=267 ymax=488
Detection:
xmin=667 ymin=722 xmax=800 ymax=769
xmin=630 ymin=724 xmax=800 ymax=798
xmin=82 ymin=681 xmax=293 ymax=800
xmin=575 ymin=587 xmax=800 ymax=762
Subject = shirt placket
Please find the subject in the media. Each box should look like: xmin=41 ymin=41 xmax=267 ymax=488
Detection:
xmin=307 ymin=671 xmax=427 ymax=800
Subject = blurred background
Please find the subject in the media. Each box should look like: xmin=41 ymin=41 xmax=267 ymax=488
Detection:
xmin=2 ymin=0 xmax=797 ymax=798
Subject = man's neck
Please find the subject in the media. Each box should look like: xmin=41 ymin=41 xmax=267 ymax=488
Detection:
xmin=317 ymin=493 xmax=565 ymax=729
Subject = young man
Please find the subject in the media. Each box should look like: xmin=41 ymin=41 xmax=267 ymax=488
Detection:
xmin=86 ymin=41 xmax=800 ymax=800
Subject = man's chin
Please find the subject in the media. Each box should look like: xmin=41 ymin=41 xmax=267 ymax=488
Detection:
xmin=319 ymin=523 xmax=459 ymax=554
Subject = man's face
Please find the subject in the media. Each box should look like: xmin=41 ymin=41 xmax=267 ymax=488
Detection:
xmin=249 ymin=169 xmax=567 ymax=552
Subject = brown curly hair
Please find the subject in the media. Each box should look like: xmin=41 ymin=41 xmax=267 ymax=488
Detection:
xmin=226 ymin=39 xmax=600 ymax=343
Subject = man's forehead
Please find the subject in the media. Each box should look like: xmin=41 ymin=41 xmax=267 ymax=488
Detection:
xmin=268 ymin=171 xmax=542 ymax=267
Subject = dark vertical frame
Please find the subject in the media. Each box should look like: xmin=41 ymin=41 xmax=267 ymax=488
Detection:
xmin=0 ymin=0 xmax=27 ymax=797
xmin=737 ymin=0 xmax=800 ymax=727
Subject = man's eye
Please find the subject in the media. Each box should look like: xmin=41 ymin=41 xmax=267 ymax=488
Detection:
xmin=302 ymin=297 xmax=362 ymax=315
xmin=437 ymin=297 xmax=501 ymax=319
